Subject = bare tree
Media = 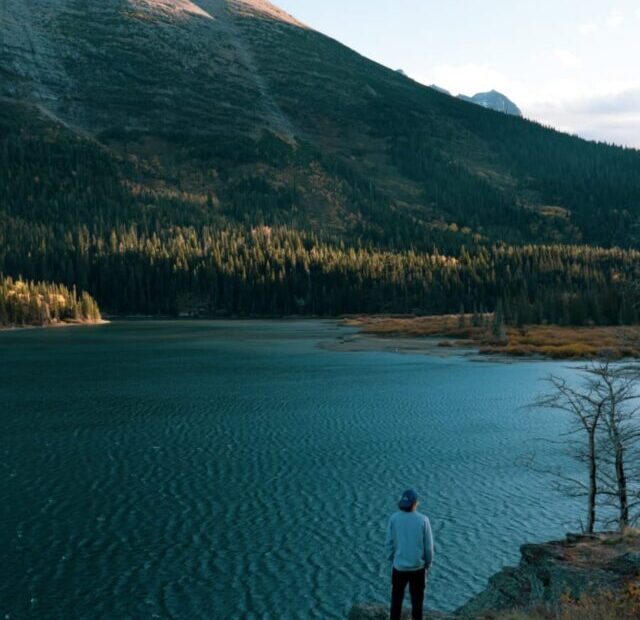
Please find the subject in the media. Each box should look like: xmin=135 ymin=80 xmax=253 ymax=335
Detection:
xmin=533 ymin=370 xmax=608 ymax=533
xmin=590 ymin=362 xmax=640 ymax=530
xmin=533 ymin=361 xmax=640 ymax=533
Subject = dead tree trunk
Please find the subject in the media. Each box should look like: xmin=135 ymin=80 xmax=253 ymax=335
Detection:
xmin=532 ymin=373 xmax=606 ymax=534
xmin=596 ymin=362 xmax=639 ymax=531
xmin=587 ymin=428 xmax=598 ymax=534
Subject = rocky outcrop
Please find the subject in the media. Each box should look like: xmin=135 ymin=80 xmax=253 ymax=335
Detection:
xmin=459 ymin=531 xmax=640 ymax=617
xmin=349 ymin=531 xmax=640 ymax=619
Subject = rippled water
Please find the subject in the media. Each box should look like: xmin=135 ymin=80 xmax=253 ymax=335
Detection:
xmin=0 ymin=320 xmax=585 ymax=619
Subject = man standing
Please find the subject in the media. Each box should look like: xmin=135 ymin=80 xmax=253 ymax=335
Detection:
xmin=385 ymin=489 xmax=434 ymax=620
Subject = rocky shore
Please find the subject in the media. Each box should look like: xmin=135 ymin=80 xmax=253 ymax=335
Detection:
xmin=349 ymin=530 xmax=640 ymax=619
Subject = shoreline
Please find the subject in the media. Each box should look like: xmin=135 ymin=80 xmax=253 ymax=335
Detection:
xmin=341 ymin=315 xmax=640 ymax=361
xmin=320 ymin=330 xmax=523 ymax=364
xmin=0 ymin=319 xmax=109 ymax=333
xmin=6 ymin=316 xmax=640 ymax=362
xmin=319 ymin=332 xmax=475 ymax=358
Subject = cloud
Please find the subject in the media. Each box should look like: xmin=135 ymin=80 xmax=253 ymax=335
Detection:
xmin=419 ymin=63 xmax=598 ymax=109
xmin=415 ymin=64 xmax=640 ymax=148
xmin=553 ymin=50 xmax=582 ymax=70
xmin=580 ymin=9 xmax=628 ymax=33
xmin=579 ymin=23 xmax=598 ymax=35
xmin=418 ymin=63 xmax=521 ymax=99
xmin=527 ymin=88 xmax=640 ymax=148
xmin=606 ymin=10 xmax=624 ymax=27
xmin=568 ymin=90 xmax=640 ymax=115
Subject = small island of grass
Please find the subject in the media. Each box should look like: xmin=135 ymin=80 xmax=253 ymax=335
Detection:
xmin=344 ymin=314 xmax=640 ymax=360
xmin=0 ymin=275 xmax=102 ymax=329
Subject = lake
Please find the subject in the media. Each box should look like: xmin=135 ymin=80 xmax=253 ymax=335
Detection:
xmin=0 ymin=320 xmax=584 ymax=619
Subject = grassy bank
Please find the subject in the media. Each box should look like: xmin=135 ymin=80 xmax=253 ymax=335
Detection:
xmin=344 ymin=315 xmax=640 ymax=359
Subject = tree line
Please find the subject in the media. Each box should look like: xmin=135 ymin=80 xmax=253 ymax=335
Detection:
xmin=0 ymin=275 xmax=101 ymax=328
xmin=2 ymin=221 xmax=639 ymax=323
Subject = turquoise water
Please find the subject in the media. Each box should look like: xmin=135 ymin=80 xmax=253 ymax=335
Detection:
xmin=0 ymin=320 xmax=583 ymax=619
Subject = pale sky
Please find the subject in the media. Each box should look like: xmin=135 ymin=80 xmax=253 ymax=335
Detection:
xmin=276 ymin=1 xmax=640 ymax=148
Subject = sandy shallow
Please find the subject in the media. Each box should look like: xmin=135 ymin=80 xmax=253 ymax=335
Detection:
xmin=320 ymin=330 xmax=527 ymax=364
xmin=320 ymin=332 xmax=470 ymax=356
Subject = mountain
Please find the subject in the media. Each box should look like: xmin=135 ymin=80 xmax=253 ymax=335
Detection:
xmin=1 ymin=0 xmax=638 ymax=244
xmin=429 ymin=85 xmax=521 ymax=115
xmin=458 ymin=90 xmax=523 ymax=116
xmin=2 ymin=0 xmax=640 ymax=318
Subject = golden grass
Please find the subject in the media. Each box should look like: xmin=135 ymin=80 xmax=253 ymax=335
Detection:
xmin=343 ymin=314 xmax=487 ymax=338
xmin=480 ymin=577 xmax=640 ymax=619
xmin=559 ymin=581 xmax=640 ymax=620
xmin=343 ymin=315 xmax=640 ymax=360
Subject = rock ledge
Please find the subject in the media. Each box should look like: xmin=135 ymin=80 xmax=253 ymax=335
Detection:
xmin=349 ymin=530 xmax=640 ymax=619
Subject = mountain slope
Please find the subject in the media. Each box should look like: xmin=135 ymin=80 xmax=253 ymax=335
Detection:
xmin=2 ymin=0 xmax=640 ymax=247
xmin=2 ymin=0 xmax=640 ymax=318
xmin=1 ymin=0 xmax=301 ymax=136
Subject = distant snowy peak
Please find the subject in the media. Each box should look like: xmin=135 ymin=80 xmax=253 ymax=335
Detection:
xmin=428 ymin=85 xmax=522 ymax=116
xmin=458 ymin=90 xmax=522 ymax=117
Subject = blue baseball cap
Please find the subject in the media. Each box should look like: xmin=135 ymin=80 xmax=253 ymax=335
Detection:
xmin=398 ymin=489 xmax=418 ymax=509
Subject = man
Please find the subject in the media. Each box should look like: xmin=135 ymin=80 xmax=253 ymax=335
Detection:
xmin=385 ymin=489 xmax=434 ymax=620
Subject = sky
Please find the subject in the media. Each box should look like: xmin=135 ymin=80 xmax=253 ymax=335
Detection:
xmin=276 ymin=0 xmax=640 ymax=148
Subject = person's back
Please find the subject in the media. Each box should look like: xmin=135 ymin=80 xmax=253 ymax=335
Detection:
xmin=385 ymin=490 xmax=434 ymax=620
xmin=387 ymin=510 xmax=432 ymax=571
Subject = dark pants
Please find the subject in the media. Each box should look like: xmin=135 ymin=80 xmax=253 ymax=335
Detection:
xmin=390 ymin=567 xmax=425 ymax=620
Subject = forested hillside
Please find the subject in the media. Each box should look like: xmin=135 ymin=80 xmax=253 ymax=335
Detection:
xmin=2 ymin=97 xmax=640 ymax=323
xmin=2 ymin=0 xmax=640 ymax=323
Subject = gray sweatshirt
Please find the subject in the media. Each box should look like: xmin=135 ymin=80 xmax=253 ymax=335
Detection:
xmin=385 ymin=510 xmax=434 ymax=571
